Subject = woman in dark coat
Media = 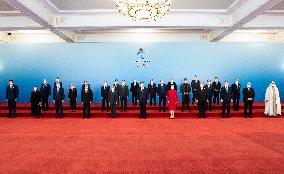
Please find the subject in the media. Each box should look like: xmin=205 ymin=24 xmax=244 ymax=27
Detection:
xmin=30 ymin=86 xmax=41 ymax=118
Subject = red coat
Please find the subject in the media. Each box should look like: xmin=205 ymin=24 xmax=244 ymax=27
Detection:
xmin=167 ymin=89 xmax=178 ymax=110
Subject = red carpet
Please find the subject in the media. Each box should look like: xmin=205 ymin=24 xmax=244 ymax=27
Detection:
xmin=0 ymin=103 xmax=283 ymax=173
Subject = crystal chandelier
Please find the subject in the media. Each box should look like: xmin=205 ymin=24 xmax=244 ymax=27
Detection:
xmin=115 ymin=0 xmax=173 ymax=21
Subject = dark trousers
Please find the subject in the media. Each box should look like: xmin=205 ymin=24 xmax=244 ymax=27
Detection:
xmin=182 ymin=94 xmax=190 ymax=111
xmin=102 ymin=97 xmax=109 ymax=111
xmin=110 ymin=103 xmax=116 ymax=118
xmin=140 ymin=100 xmax=147 ymax=118
xmin=8 ymin=99 xmax=16 ymax=117
xmin=233 ymin=97 xmax=240 ymax=111
xmin=244 ymin=101 xmax=253 ymax=117
xmin=132 ymin=93 xmax=137 ymax=105
xmin=222 ymin=100 xmax=231 ymax=117
xmin=149 ymin=94 xmax=156 ymax=106
xmin=198 ymin=100 xmax=207 ymax=117
xmin=213 ymin=91 xmax=220 ymax=105
xmin=208 ymin=96 xmax=213 ymax=111
xmin=70 ymin=98 xmax=76 ymax=111
xmin=42 ymin=97 xmax=49 ymax=111
xmin=31 ymin=103 xmax=41 ymax=117
xmin=192 ymin=90 xmax=197 ymax=104
xmin=159 ymin=96 xmax=166 ymax=111
xmin=83 ymin=102 xmax=90 ymax=118
xmin=120 ymin=96 xmax=127 ymax=111
xmin=55 ymin=100 xmax=63 ymax=118
xmin=116 ymin=93 xmax=120 ymax=106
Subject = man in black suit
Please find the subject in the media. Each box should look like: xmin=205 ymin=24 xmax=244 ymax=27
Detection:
xmin=53 ymin=77 xmax=62 ymax=88
xmin=30 ymin=86 xmax=41 ymax=118
xmin=113 ymin=79 xmax=120 ymax=105
xmin=148 ymin=79 xmax=157 ymax=106
xmin=167 ymin=79 xmax=177 ymax=91
xmin=40 ymin=79 xmax=51 ymax=111
xmin=212 ymin=76 xmax=221 ymax=105
xmin=231 ymin=78 xmax=241 ymax=111
xmin=137 ymin=82 xmax=149 ymax=119
xmin=196 ymin=83 xmax=208 ymax=118
xmin=191 ymin=75 xmax=200 ymax=105
xmin=180 ymin=78 xmax=191 ymax=112
xmin=220 ymin=80 xmax=233 ymax=118
xmin=68 ymin=84 xmax=77 ymax=112
xmin=130 ymin=79 xmax=139 ymax=105
xmin=53 ymin=82 xmax=65 ymax=118
xmin=119 ymin=80 xmax=129 ymax=112
xmin=6 ymin=80 xmax=19 ymax=118
xmin=101 ymin=81 xmax=110 ymax=112
xmin=109 ymin=85 xmax=118 ymax=118
xmin=81 ymin=84 xmax=93 ymax=119
xmin=242 ymin=82 xmax=255 ymax=118
xmin=157 ymin=80 xmax=167 ymax=112
xmin=205 ymin=80 xmax=214 ymax=111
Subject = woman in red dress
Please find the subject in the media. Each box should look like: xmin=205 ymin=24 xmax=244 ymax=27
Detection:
xmin=168 ymin=85 xmax=178 ymax=119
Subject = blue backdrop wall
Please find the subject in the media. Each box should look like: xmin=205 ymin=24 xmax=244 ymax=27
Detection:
xmin=0 ymin=42 xmax=283 ymax=102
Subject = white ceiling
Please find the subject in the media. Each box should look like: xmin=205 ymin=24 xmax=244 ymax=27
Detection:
xmin=47 ymin=0 xmax=236 ymax=10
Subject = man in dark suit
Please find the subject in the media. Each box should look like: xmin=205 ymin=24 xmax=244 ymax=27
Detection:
xmin=109 ymin=85 xmax=118 ymax=118
xmin=220 ymin=81 xmax=233 ymax=118
xmin=231 ymin=78 xmax=241 ymax=111
xmin=191 ymin=75 xmax=200 ymax=105
xmin=242 ymin=82 xmax=255 ymax=118
xmin=212 ymin=76 xmax=221 ymax=105
xmin=157 ymin=80 xmax=167 ymax=112
xmin=81 ymin=84 xmax=93 ymax=119
xmin=101 ymin=81 xmax=110 ymax=112
xmin=137 ymin=82 xmax=149 ymax=119
xmin=205 ymin=80 xmax=214 ymax=111
xmin=40 ymin=79 xmax=51 ymax=111
xmin=196 ymin=83 xmax=208 ymax=118
xmin=167 ymin=79 xmax=177 ymax=91
xmin=53 ymin=82 xmax=65 ymax=118
xmin=30 ymin=86 xmax=41 ymax=118
xmin=148 ymin=79 xmax=157 ymax=106
xmin=53 ymin=77 xmax=62 ymax=88
xmin=6 ymin=80 xmax=19 ymax=118
xmin=119 ymin=80 xmax=129 ymax=112
xmin=68 ymin=84 xmax=77 ymax=112
xmin=130 ymin=79 xmax=139 ymax=105
xmin=113 ymin=79 xmax=120 ymax=106
xmin=180 ymin=78 xmax=191 ymax=112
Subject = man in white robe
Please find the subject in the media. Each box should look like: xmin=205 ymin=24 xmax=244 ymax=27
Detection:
xmin=264 ymin=81 xmax=281 ymax=116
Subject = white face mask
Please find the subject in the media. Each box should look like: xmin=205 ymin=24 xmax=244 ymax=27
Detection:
xmin=235 ymin=81 xmax=239 ymax=84
xmin=225 ymin=83 xmax=228 ymax=87
xmin=247 ymin=85 xmax=251 ymax=88
xmin=133 ymin=80 xmax=136 ymax=83
xmin=215 ymin=79 xmax=218 ymax=82
xmin=171 ymin=86 xmax=174 ymax=90
xmin=170 ymin=80 xmax=174 ymax=83
xmin=34 ymin=88 xmax=37 ymax=91
xmin=44 ymin=80 xmax=47 ymax=84
xmin=207 ymin=82 xmax=211 ymax=85
xmin=122 ymin=82 xmax=125 ymax=86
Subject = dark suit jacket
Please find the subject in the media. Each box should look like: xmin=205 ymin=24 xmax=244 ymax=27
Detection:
xmin=101 ymin=86 xmax=110 ymax=98
xmin=68 ymin=88 xmax=77 ymax=100
xmin=242 ymin=88 xmax=255 ymax=102
xmin=180 ymin=83 xmax=191 ymax=95
xmin=212 ymin=81 xmax=221 ymax=93
xmin=53 ymin=87 xmax=65 ymax=101
xmin=191 ymin=80 xmax=200 ymax=92
xmin=137 ymin=88 xmax=149 ymax=102
xmin=113 ymin=84 xmax=120 ymax=96
xmin=81 ymin=89 xmax=93 ymax=103
xmin=197 ymin=87 xmax=208 ymax=102
xmin=157 ymin=84 xmax=167 ymax=97
xmin=30 ymin=91 xmax=41 ymax=104
xmin=167 ymin=82 xmax=177 ymax=91
xmin=205 ymin=84 xmax=214 ymax=98
xmin=6 ymin=85 xmax=19 ymax=100
xmin=231 ymin=83 xmax=241 ymax=98
xmin=40 ymin=84 xmax=51 ymax=98
xmin=220 ymin=87 xmax=232 ymax=102
xmin=108 ymin=91 xmax=117 ymax=104
xmin=148 ymin=83 xmax=157 ymax=96
xmin=130 ymin=82 xmax=139 ymax=95
xmin=119 ymin=85 xmax=129 ymax=98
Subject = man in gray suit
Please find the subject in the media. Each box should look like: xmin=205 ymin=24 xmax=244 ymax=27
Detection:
xmin=119 ymin=80 xmax=129 ymax=112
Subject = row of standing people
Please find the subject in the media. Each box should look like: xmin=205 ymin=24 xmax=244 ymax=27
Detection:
xmin=5 ymin=77 xmax=281 ymax=119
